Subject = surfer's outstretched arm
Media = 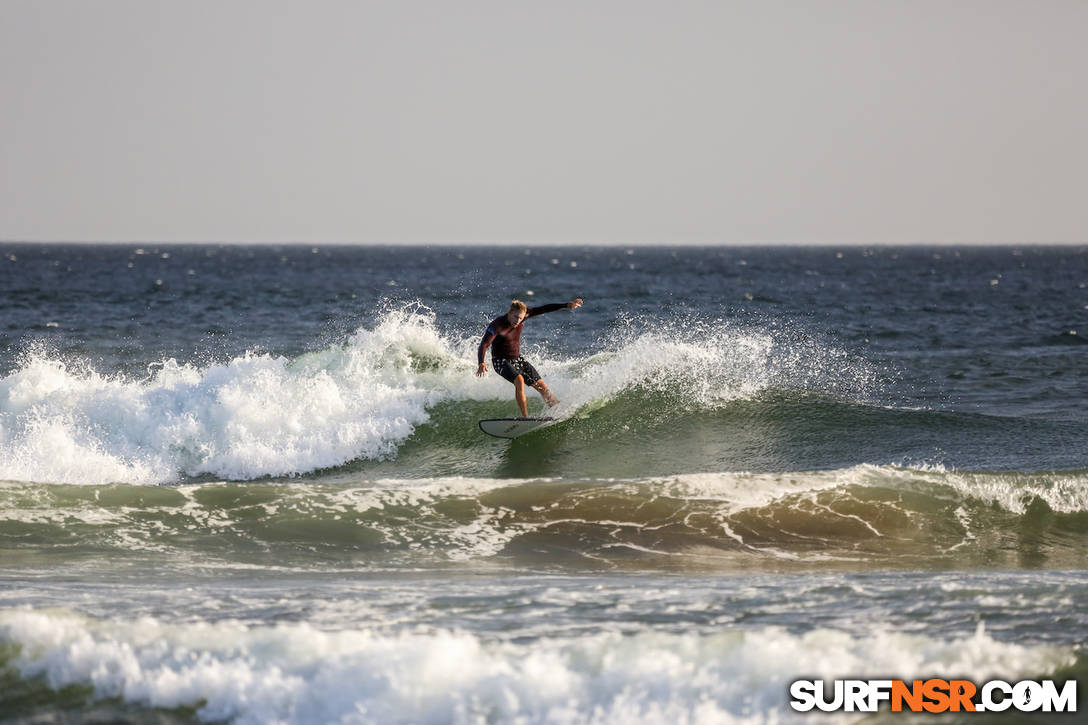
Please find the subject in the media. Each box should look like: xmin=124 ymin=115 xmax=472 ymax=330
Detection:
xmin=526 ymin=299 xmax=583 ymax=318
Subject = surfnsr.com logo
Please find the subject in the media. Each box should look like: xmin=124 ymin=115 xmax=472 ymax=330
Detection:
xmin=790 ymin=679 xmax=1078 ymax=713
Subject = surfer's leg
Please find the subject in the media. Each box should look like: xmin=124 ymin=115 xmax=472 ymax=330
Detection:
xmin=531 ymin=379 xmax=558 ymax=407
xmin=516 ymin=358 xmax=556 ymax=408
xmin=513 ymin=375 xmax=529 ymax=417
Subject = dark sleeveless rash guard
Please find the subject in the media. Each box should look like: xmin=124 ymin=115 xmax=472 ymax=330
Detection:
xmin=477 ymin=303 xmax=567 ymax=364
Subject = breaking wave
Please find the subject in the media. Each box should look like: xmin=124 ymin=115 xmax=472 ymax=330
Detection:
xmin=0 ymin=305 xmax=883 ymax=485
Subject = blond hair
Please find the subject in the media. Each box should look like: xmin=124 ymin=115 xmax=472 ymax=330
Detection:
xmin=509 ymin=300 xmax=528 ymax=314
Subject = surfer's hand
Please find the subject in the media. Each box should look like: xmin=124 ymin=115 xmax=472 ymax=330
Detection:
xmin=568 ymin=298 xmax=583 ymax=310
xmin=476 ymin=363 xmax=487 ymax=377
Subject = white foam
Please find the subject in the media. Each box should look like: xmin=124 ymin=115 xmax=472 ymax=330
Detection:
xmin=667 ymin=464 xmax=1088 ymax=516
xmin=0 ymin=609 xmax=1075 ymax=725
xmin=659 ymin=465 xmax=885 ymax=512
xmin=890 ymin=464 xmax=1088 ymax=514
xmin=0 ymin=308 xmax=462 ymax=485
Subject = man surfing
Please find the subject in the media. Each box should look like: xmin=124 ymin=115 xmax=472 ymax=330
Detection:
xmin=476 ymin=298 xmax=583 ymax=417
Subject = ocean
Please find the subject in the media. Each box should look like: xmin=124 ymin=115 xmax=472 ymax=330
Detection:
xmin=0 ymin=244 xmax=1085 ymax=723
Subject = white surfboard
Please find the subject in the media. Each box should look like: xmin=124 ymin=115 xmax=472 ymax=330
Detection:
xmin=478 ymin=417 xmax=557 ymax=439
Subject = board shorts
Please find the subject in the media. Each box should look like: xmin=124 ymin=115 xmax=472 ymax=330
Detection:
xmin=492 ymin=357 xmax=542 ymax=386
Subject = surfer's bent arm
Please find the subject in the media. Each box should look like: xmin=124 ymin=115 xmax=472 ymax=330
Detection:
xmin=476 ymin=326 xmax=498 ymax=376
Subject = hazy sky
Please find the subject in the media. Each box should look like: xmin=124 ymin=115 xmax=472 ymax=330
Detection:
xmin=2 ymin=0 xmax=1086 ymax=245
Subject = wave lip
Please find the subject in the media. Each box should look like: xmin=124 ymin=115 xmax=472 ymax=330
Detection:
xmin=0 ymin=608 xmax=1077 ymax=725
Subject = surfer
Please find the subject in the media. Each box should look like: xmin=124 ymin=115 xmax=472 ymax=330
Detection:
xmin=476 ymin=298 xmax=583 ymax=417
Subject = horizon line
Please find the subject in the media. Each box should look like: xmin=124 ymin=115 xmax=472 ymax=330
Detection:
xmin=2 ymin=239 xmax=1086 ymax=248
